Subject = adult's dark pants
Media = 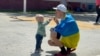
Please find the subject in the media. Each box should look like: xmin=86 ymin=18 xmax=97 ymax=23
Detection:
xmin=96 ymin=6 xmax=100 ymax=23
xmin=57 ymin=32 xmax=61 ymax=39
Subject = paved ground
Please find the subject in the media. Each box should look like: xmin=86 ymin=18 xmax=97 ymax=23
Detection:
xmin=0 ymin=12 xmax=100 ymax=56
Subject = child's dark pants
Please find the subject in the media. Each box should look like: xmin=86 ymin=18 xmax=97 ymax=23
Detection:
xmin=35 ymin=34 xmax=43 ymax=50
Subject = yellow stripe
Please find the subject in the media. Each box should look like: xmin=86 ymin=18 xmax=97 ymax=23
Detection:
xmin=60 ymin=32 xmax=80 ymax=48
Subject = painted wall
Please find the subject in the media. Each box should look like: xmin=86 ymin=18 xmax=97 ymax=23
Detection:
xmin=0 ymin=0 xmax=59 ymax=11
xmin=0 ymin=0 xmax=23 ymax=10
xmin=68 ymin=0 xmax=95 ymax=3
xmin=0 ymin=0 xmax=96 ymax=11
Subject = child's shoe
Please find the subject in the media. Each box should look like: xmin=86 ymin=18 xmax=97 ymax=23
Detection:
xmin=39 ymin=48 xmax=44 ymax=52
xmin=34 ymin=49 xmax=44 ymax=53
xmin=35 ymin=50 xmax=40 ymax=53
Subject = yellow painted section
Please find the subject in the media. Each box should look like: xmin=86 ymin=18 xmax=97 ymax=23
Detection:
xmin=17 ymin=16 xmax=100 ymax=29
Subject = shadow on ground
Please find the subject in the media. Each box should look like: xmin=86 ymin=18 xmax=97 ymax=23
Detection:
xmin=46 ymin=50 xmax=77 ymax=56
xmin=6 ymin=13 xmax=36 ymax=17
xmin=10 ymin=19 xmax=33 ymax=22
xmin=46 ymin=50 xmax=59 ymax=56
xmin=69 ymin=53 xmax=77 ymax=56
xmin=10 ymin=16 xmax=34 ymax=22
xmin=31 ymin=52 xmax=41 ymax=56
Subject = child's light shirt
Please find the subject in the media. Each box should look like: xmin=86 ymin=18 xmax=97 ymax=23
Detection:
xmin=36 ymin=21 xmax=50 ymax=37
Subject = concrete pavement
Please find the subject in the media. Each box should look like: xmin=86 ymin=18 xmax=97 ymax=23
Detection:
xmin=0 ymin=12 xmax=100 ymax=56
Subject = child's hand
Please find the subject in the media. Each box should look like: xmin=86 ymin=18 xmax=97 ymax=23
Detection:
xmin=50 ymin=28 xmax=54 ymax=32
xmin=49 ymin=18 xmax=52 ymax=21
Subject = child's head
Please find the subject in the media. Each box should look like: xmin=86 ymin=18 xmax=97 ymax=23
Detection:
xmin=35 ymin=14 xmax=44 ymax=22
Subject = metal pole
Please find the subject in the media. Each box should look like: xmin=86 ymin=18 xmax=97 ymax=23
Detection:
xmin=23 ymin=0 xmax=27 ymax=14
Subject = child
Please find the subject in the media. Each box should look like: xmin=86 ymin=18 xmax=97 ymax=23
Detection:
xmin=35 ymin=14 xmax=51 ymax=53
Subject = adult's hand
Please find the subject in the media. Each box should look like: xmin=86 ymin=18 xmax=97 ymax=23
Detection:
xmin=53 ymin=17 xmax=59 ymax=24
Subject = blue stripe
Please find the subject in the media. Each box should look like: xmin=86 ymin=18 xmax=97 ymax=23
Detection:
xmin=55 ymin=14 xmax=79 ymax=36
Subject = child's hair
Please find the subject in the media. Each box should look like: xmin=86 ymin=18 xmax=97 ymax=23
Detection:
xmin=36 ymin=14 xmax=44 ymax=18
xmin=35 ymin=14 xmax=44 ymax=22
